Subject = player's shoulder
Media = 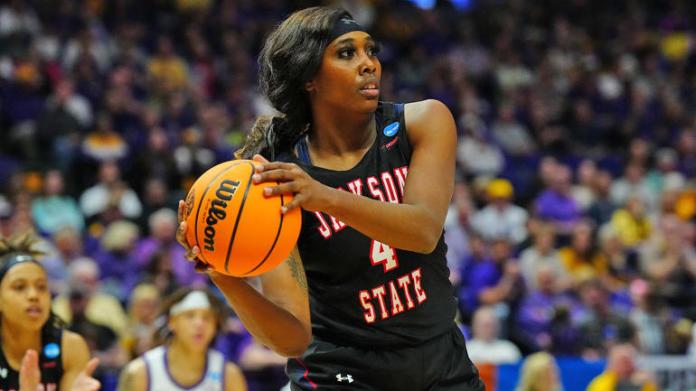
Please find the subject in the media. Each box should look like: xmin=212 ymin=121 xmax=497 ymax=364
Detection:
xmin=403 ymin=99 xmax=456 ymax=140
xmin=61 ymin=329 xmax=86 ymax=347
xmin=61 ymin=330 xmax=90 ymax=368
xmin=119 ymin=358 xmax=148 ymax=391
xmin=123 ymin=357 xmax=147 ymax=377
xmin=224 ymin=362 xmax=247 ymax=391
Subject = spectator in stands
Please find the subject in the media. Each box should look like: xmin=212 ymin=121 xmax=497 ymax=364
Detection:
xmin=518 ymin=222 xmax=570 ymax=291
xmin=471 ymin=178 xmax=529 ymax=246
xmin=133 ymin=208 xmax=206 ymax=287
xmin=586 ymin=344 xmax=657 ymax=391
xmin=628 ymin=279 xmax=670 ymax=355
xmin=610 ymin=196 xmax=651 ymax=248
xmin=68 ymin=283 xmax=128 ymax=388
xmin=41 ymin=226 xmax=84 ymax=295
xmin=586 ymin=169 xmax=617 ymax=226
xmin=515 ymin=264 xmax=583 ymax=354
xmin=466 ymin=306 xmax=521 ymax=365
xmin=457 ymin=114 xmax=504 ymax=178
xmin=570 ymin=159 xmax=597 ymax=212
xmin=459 ymin=237 xmax=524 ymax=328
xmin=576 ymin=278 xmax=635 ymax=359
xmin=81 ymin=113 xmax=129 ymax=162
xmin=639 ymin=214 xmax=696 ymax=315
xmin=444 ymin=181 xmax=474 ymax=284
xmin=135 ymin=177 xmax=180 ymax=232
xmin=31 ymin=169 xmax=84 ymax=235
xmin=514 ymin=352 xmax=562 ymax=391
xmin=35 ymin=77 xmax=91 ymax=168
xmin=558 ymin=220 xmax=609 ymax=284
xmin=610 ymin=161 xmax=656 ymax=214
xmin=122 ymin=283 xmax=161 ymax=360
xmin=92 ymin=219 xmax=140 ymax=299
xmin=147 ymin=36 xmax=190 ymax=96
xmin=646 ymin=147 xmax=685 ymax=199
xmin=490 ymin=101 xmax=536 ymax=156
xmin=534 ymin=164 xmax=581 ymax=236
xmin=597 ymin=224 xmax=638 ymax=290
xmin=53 ymin=257 xmax=129 ymax=339
xmin=79 ymin=160 xmax=142 ymax=223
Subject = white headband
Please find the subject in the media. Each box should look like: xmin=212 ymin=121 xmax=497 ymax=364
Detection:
xmin=169 ymin=291 xmax=211 ymax=316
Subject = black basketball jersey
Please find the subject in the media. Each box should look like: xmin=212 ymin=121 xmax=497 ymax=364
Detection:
xmin=285 ymin=101 xmax=456 ymax=349
xmin=0 ymin=322 xmax=64 ymax=391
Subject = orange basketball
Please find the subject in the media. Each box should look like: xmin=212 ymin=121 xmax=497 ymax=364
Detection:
xmin=183 ymin=160 xmax=302 ymax=277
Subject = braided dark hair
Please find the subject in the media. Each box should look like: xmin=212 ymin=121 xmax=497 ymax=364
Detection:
xmin=236 ymin=7 xmax=353 ymax=160
xmin=0 ymin=231 xmax=44 ymax=260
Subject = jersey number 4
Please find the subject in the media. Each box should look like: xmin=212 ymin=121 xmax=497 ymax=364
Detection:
xmin=370 ymin=240 xmax=399 ymax=272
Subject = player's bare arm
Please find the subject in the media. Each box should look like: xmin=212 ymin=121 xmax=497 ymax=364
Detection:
xmin=60 ymin=331 xmax=101 ymax=391
xmin=224 ymin=362 xmax=248 ymax=391
xmin=255 ymin=99 xmax=456 ymax=253
xmin=208 ymin=248 xmax=311 ymax=357
xmin=176 ymin=198 xmax=311 ymax=357
xmin=117 ymin=358 xmax=148 ymax=391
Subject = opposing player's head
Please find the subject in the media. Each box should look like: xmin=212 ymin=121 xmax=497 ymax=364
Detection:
xmin=237 ymin=7 xmax=381 ymax=159
xmin=0 ymin=233 xmax=51 ymax=331
xmin=162 ymin=288 xmax=226 ymax=353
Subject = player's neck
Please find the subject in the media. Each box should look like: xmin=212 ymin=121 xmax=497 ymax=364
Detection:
xmin=1 ymin=321 xmax=41 ymax=368
xmin=168 ymin=339 xmax=206 ymax=374
xmin=310 ymin=108 xmax=375 ymax=156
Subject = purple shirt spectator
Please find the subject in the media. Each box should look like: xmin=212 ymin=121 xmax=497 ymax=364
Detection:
xmin=534 ymin=164 xmax=581 ymax=234
xmin=133 ymin=238 xmax=206 ymax=287
xmin=459 ymin=256 xmax=501 ymax=316
xmin=534 ymin=189 xmax=581 ymax=229
xmin=516 ymin=291 xmax=584 ymax=355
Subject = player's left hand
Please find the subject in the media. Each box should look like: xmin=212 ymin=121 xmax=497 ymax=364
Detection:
xmin=19 ymin=350 xmax=42 ymax=391
xmin=70 ymin=358 xmax=101 ymax=391
xmin=252 ymin=154 xmax=332 ymax=214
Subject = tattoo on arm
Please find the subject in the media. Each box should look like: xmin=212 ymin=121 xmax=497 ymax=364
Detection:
xmin=287 ymin=254 xmax=308 ymax=289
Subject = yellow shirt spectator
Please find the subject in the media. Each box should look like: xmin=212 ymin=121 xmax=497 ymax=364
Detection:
xmin=53 ymin=291 xmax=129 ymax=338
xmin=587 ymin=371 xmax=657 ymax=391
xmin=610 ymin=208 xmax=651 ymax=247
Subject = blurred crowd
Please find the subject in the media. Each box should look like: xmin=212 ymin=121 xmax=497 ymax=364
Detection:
xmin=2 ymin=0 xmax=696 ymax=389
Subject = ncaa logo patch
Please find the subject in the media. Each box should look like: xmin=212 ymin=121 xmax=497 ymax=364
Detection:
xmin=383 ymin=122 xmax=399 ymax=137
xmin=43 ymin=342 xmax=60 ymax=359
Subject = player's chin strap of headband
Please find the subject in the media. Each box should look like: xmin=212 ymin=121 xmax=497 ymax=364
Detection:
xmin=0 ymin=253 xmax=41 ymax=282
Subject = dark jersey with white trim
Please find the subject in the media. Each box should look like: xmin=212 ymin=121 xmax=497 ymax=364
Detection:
xmin=285 ymin=101 xmax=456 ymax=349
xmin=0 ymin=322 xmax=63 ymax=391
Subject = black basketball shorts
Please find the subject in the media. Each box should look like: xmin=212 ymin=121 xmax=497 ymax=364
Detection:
xmin=286 ymin=326 xmax=485 ymax=390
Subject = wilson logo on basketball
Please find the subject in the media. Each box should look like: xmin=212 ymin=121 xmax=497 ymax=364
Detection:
xmin=203 ymin=179 xmax=240 ymax=251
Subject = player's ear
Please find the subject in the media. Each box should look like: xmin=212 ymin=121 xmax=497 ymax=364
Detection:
xmin=305 ymin=80 xmax=316 ymax=93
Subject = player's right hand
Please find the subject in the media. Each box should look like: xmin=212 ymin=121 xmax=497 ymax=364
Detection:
xmin=177 ymin=200 xmax=209 ymax=272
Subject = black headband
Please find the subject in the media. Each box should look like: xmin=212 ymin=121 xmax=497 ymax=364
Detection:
xmin=0 ymin=253 xmax=41 ymax=282
xmin=328 ymin=17 xmax=367 ymax=43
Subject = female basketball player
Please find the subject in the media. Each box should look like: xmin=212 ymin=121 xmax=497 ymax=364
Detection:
xmin=0 ymin=233 xmax=100 ymax=391
xmin=177 ymin=6 xmax=484 ymax=390
xmin=117 ymin=288 xmax=246 ymax=391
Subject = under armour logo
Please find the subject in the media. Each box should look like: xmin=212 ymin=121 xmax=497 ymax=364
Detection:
xmin=336 ymin=373 xmax=354 ymax=383
xmin=0 ymin=367 xmax=7 ymax=378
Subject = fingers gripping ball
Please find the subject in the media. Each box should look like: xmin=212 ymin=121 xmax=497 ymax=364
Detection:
xmin=183 ymin=160 xmax=301 ymax=276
